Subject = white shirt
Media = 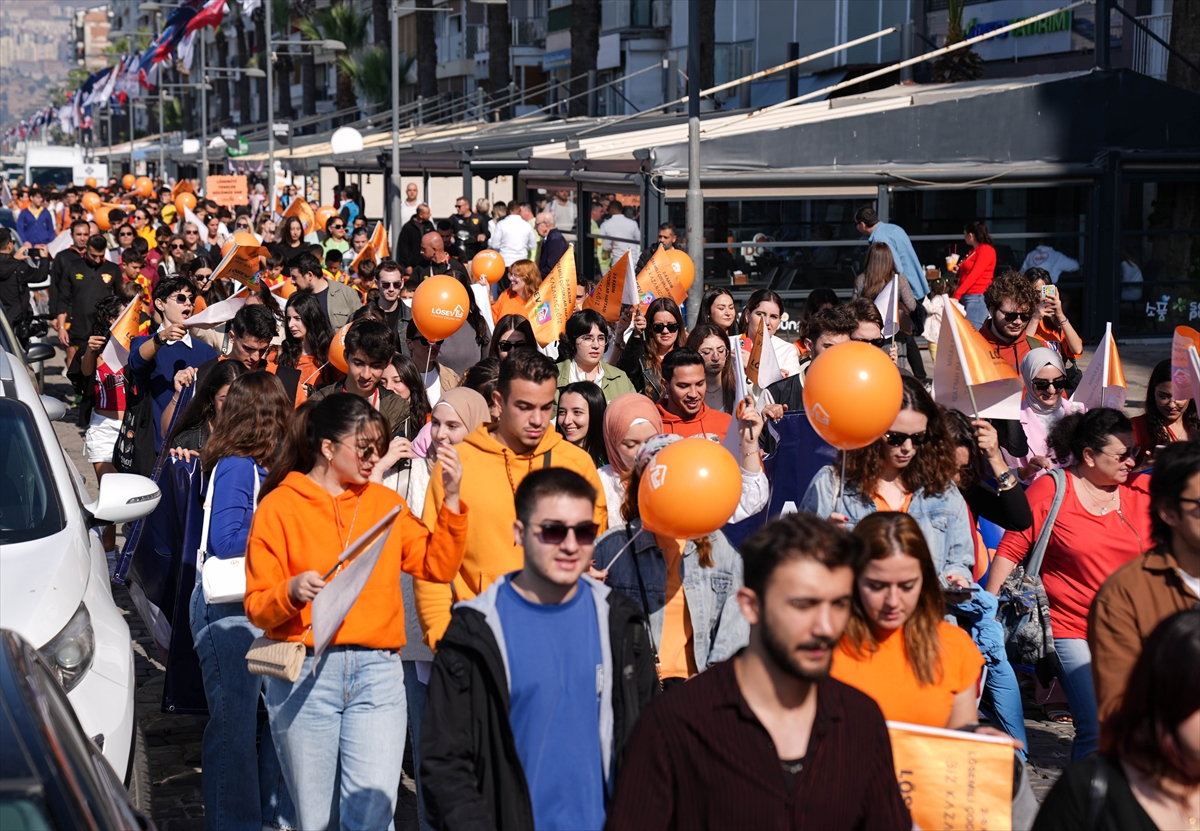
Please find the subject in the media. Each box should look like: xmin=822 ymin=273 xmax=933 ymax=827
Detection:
xmin=489 ymin=214 xmax=539 ymax=267
xmin=400 ymin=199 xmax=419 ymax=228
xmin=550 ymin=199 xmax=577 ymax=234
xmin=568 ymin=360 xmax=604 ymax=384
xmin=421 ymin=367 xmax=443 ymax=406
xmin=598 ymin=213 xmax=640 ymax=264
xmin=1020 ymin=245 xmax=1080 ymax=284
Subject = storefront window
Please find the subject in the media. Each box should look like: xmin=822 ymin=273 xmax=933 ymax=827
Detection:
xmin=1119 ymin=179 xmax=1200 ymax=336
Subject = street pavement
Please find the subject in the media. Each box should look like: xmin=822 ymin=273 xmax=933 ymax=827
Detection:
xmin=37 ymin=336 xmax=1171 ymax=826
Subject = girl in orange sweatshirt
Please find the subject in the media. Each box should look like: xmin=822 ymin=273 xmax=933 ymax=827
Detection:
xmin=245 ymin=393 xmax=468 ymax=830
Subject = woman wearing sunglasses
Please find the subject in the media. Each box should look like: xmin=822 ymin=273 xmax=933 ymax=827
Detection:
xmin=615 ymin=296 xmax=685 ymax=400
xmin=800 ymin=375 xmax=976 ymax=587
xmin=487 ymin=313 xmax=536 ymax=361
xmin=988 ymin=408 xmax=1153 ymax=762
xmin=1004 ymin=348 xmax=1087 ymax=484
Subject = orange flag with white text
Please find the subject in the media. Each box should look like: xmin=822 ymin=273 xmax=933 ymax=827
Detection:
xmin=582 ymin=251 xmax=638 ymax=323
xmin=100 ymin=296 xmax=145 ymax=371
xmin=634 ymin=246 xmax=688 ymax=311
xmin=369 ymin=221 xmax=390 ymax=260
xmin=212 ymin=243 xmax=262 ymax=291
xmin=282 ymin=198 xmax=316 ymax=236
xmin=525 ymin=245 xmax=577 ymax=347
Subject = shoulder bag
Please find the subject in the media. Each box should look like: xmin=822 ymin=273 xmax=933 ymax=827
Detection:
xmin=997 ymin=467 xmax=1064 ymax=674
xmin=246 ymin=632 xmax=307 ymax=683
xmin=197 ymin=459 xmax=259 ymax=605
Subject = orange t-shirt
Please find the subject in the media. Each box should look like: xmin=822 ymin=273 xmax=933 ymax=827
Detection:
xmin=654 ymin=535 xmax=698 ymax=680
xmin=491 ymin=290 xmax=530 ymax=325
xmin=1034 ymin=318 xmax=1082 ymax=360
xmin=831 ymin=621 xmax=984 ymax=728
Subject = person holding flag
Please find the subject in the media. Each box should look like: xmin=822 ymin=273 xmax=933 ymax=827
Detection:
xmin=616 ymin=297 xmax=686 ymax=400
xmin=1130 ymin=359 xmax=1200 ymax=466
xmin=1003 ymin=348 xmax=1087 ymax=483
xmin=854 ymin=243 xmax=916 ymax=365
xmin=244 ymin=393 xmax=470 ymax=831
xmin=738 ymin=290 xmax=803 ymax=380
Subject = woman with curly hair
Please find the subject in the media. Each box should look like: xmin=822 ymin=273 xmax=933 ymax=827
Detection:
xmin=800 ymin=375 xmax=975 ymax=585
xmin=1130 ymin=359 xmax=1200 ymax=467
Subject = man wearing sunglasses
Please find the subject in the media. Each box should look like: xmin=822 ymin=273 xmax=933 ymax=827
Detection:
xmin=370 ymin=260 xmax=412 ymax=347
xmin=978 ymin=271 xmax=1046 ymax=371
xmin=422 ymin=468 xmax=657 ymax=831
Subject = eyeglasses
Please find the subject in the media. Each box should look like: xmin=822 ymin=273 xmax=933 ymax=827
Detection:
xmin=650 ymin=322 xmax=680 ymax=335
xmin=338 ymin=439 xmax=382 ymax=461
xmin=576 ymin=334 xmax=606 ymax=346
xmin=531 ymin=521 xmax=599 ymax=546
xmin=497 ymin=340 xmax=525 ymax=353
xmin=1095 ymin=444 xmax=1140 ymax=463
xmin=118 ymin=230 xmax=134 ymax=236
xmin=997 ymin=309 xmax=1033 ymax=324
xmin=852 ymin=336 xmax=888 ymax=349
xmin=379 ymin=280 xmax=402 ymax=290
xmin=167 ymin=293 xmax=193 ymax=305
xmin=884 ymin=430 xmax=929 ymax=447
xmin=1031 ymin=376 xmax=1070 ymax=392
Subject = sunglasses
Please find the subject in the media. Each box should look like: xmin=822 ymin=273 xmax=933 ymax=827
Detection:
xmin=650 ymin=322 xmax=680 ymax=335
xmin=410 ymin=334 xmax=432 ymax=346
xmin=118 ymin=230 xmax=134 ymax=236
xmin=339 ymin=439 xmax=382 ymax=461
xmin=329 ymin=224 xmax=344 ymax=230
xmin=884 ymin=430 xmax=929 ymax=447
xmin=170 ymin=244 xmax=185 ymax=250
xmin=168 ymin=293 xmax=193 ymax=305
xmin=193 ymin=270 xmax=213 ymax=281
xmin=497 ymin=340 xmax=525 ymax=353
xmin=1096 ymin=444 xmax=1140 ymax=463
xmin=531 ymin=521 xmax=599 ymax=546
xmin=236 ymin=223 xmax=250 ymax=230
xmin=379 ymin=281 xmax=402 ymax=289
xmin=1031 ymin=376 xmax=1070 ymax=392
xmin=853 ymin=336 xmax=888 ymax=349
xmin=997 ymin=309 xmax=1033 ymax=323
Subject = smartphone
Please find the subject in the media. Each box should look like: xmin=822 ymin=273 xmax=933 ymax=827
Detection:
xmin=1042 ymin=285 xmax=1057 ymax=297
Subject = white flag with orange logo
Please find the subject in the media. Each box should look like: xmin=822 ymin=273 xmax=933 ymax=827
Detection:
xmin=744 ymin=316 xmax=783 ymax=391
xmin=100 ymin=296 xmax=145 ymax=371
xmin=525 ymin=246 xmax=577 ymax=347
xmin=932 ymin=300 xmax=1023 ymax=418
xmin=1071 ymin=322 xmax=1127 ymax=409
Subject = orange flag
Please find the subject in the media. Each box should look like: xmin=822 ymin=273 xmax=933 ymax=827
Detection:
xmin=1171 ymin=326 xmax=1200 ymax=401
xmin=635 ymin=246 xmax=688 ymax=311
xmin=282 ymin=197 xmax=316 ymax=236
xmin=1071 ymin=322 xmax=1127 ymax=409
xmin=582 ymin=251 xmax=638 ymax=323
xmin=171 ymin=179 xmax=194 ymax=200
xmin=369 ymin=221 xmax=390 ymax=260
xmin=349 ymin=243 xmax=376 ymax=276
xmin=100 ymin=296 xmax=145 ymax=371
xmin=212 ymin=242 xmax=262 ymax=291
xmin=525 ymin=245 xmax=577 ymax=347
xmin=931 ymin=300 xmax=1023 ymax=418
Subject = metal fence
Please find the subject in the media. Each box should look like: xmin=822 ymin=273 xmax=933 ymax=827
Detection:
xmin=1131 ymin=13 xmax=1171 ymax=81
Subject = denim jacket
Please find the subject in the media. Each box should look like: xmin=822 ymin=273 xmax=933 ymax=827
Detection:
xmin=593 ymin=521 xmax=749 ymax=671
xmin=799 ymin=465 xmax=975 ymax=583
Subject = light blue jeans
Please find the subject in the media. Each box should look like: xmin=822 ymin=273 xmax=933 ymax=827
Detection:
xmin=265 ymin=646 xmax=407 ymax=831
xmin=1053 ymin=637 xmax=1099 ymax=760
xmin=961 ymin=293 xmax=988 ymax=330
xmin=403 ymin=661 xmax=433 ymax=831
xmin=189 ymin=585 xmax=294 ymax=831
xmin=980 ymin=658 xmax=1028 ymax=761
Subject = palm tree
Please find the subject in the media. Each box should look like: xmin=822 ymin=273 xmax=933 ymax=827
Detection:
xmin=567 ymin=0 xmax=597 ymax=117
xmin=932 ymin=0 xmax=984 ymax=82
xmin=342 ymin=47 xmax=414 ymax=109
xmin=299 ymin=2 xmax=370 ymax=117
xmin=487 ymin=2 xmax=510 ymax=119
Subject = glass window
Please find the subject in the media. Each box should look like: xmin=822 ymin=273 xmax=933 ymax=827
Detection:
xmin=0 ymin=400 xmax=66 ymax=545
xmin=1119 ymin=179 xmax=1200 ymax=336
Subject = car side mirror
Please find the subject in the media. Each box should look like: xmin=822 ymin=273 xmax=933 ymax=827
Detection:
xmin=39 ymin=395 xmax=66 ymax=422
xmin=84 ymin=474 xmax=161 ymax=525
xmin=25 ymin=343 xmax=55 ymax=363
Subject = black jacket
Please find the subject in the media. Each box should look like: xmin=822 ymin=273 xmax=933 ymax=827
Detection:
xmin=420 ymin=578 xmax=658 ymax=831
xmin=399 ymin=217 xmax=434 ymax=271
xmin=0 ymin=253 xmax=47 ymax=328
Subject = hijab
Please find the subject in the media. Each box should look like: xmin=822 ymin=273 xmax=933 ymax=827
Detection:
xmin=1020 ymin=348 xmax=1068 ymax=415
xmin=602 ymin=392 xmax=664 ymax=477
xmin=434 ymin=387 xmax=490 ymax=435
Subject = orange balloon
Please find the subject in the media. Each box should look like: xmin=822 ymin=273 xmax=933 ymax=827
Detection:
xmin=411 ymin=275 xmax=470 ymax=342
xmin=193 ymin=295 xmax=208 ymax=313
xmin=95 ymin=210 xmax=112 ymax=231
xmin=275 ymin=280 xmax=297 ymax=299
xmin=328 ymin=323 xmax=352 ymax=373
xmin=665 ymin=249 xmax=695 ymax=290
xmin=122 ymin=174 xmax=136 ymax=190
xmin=315 ymin=206 xmax=338 ymax=232
xmin=471 ymin=250 xmax=506 ymax=285
xmin=802 ymin=341 xmax=903 ymax=450
xmin=81 ymin=192 xmax=102 ymax=213
xmin=175 ymin=192 xmax=197 ymax=215
xmin=85 ymin=176 xmax=97 ymax=188
xmin=637 ymin=438 xmax=742 ymax=539
xmin=136 ymin=176 xmax=153 ymax=197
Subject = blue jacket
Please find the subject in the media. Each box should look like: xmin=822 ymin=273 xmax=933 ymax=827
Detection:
xmin=593 ymin=520 xmax=748 ymax=671
xmin=869 ymin=222 xmax=928 ymax=299
xmin=128 ymin=333 xmax=218 ymax=452
xmin=799 ymin=465 xmax=975 ymax=583
xmin=17 ymin=206 xmax=56 ymax=247
xmin=206 ymin=456 xmax=265 ymax=558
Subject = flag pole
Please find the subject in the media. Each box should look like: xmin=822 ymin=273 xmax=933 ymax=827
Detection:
xmin=966 ymin=384 xmax=981 ymax=421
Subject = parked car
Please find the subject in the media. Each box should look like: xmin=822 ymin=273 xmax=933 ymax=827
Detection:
xmin=0 ymin=309 xmax=54 ymax=393
xmin=0 ymin=629 xmax=154 ymax=828
xmin=0 ymin=348 xmax=160 ymax=803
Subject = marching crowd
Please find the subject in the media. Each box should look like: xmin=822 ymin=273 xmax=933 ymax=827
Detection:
xmin=1 ymin=176 xmax=1198 ymax=831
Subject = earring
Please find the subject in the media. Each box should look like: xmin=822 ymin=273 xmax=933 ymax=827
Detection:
xmin=325 ymin=452 xmax=333 ymax=461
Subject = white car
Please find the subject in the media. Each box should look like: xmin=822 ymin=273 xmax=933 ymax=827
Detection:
xmin=0 ymin=348 xmax=160 ymax=804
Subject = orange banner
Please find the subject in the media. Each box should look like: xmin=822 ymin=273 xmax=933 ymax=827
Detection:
xmin=212 ymin=243 xmax=261 ymax=291
xmin=582 ymin=251 xmax=635 ymax=323
xmin=1171 ymin=326 xmax=1200 ymax=400
xmin=369 ymin=220 xmax=390 ymax=260
xmin=349 ymin=243 xmax=376 ymax=276
xmin=745 ymin=319 xmax=766 ymax=388
xmin=100 ymin=296 xmax=145 ymax=370
xmin=206 ymin=175 xmax=248 ymax=208
xmin=282 ymin=197 xmax=316 ymax=236
xmin=635 ymin=246 xmax=688 ymax=311
xmin=948 ymin=301 xmax=1020 ymax=387
xmin=525 ymin=245 xmax=577 ymax=347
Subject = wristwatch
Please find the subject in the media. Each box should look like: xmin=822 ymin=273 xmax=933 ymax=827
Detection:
xmin=996 ymin=470 xmax=1016 ymax=491
xmin=152 ymin=332 xmax=165 ymax=347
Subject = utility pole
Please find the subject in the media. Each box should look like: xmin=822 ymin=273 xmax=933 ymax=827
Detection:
xmin=266 ymin=0 xmax=275 ymax=214
xmin=199 ymin=33 xmax=208 ymax=193
xmin=684 ymin=0 xmax=704 ymax=326
xmin=390 ymin=0 xmax=401 ymax=252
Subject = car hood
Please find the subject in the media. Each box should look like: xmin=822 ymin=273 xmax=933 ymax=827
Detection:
xmin=0 ymin=525 xmax=89 ymax=648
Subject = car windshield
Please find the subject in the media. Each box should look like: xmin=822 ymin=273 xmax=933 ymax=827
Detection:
xmin=26 ymin=167 xmax=73 ymax=189
xmin=0 ymin=399 xmax=65 ymax=544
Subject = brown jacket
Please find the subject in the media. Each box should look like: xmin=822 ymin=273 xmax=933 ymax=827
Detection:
xmin=1088 ymin=547 xmax=1200 ymax=729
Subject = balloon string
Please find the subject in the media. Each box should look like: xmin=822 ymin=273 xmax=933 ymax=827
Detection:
xmin=835 ymin=453 xmax=847 ymax=518
xmin=602 ymin=527 xmax=645 ymax=571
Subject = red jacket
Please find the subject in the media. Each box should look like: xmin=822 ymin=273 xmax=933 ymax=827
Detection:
xmin=656 ymin=400 xmax=731 ymax=440
xmin=953 ymin=243 xmax=996 ymax=298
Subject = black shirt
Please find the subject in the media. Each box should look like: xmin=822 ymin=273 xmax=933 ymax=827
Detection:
xmin=1033 ymin=756 xmax=1159 ymax=831
xmin=62 ymin=256 xmax=120 ymax=343
xmin=449 ymin=212 xmax=487 ymax=259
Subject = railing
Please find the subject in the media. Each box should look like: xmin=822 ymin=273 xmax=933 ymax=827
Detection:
xmin=1132 ymin=13 xmax=1171 ymax=80
xmin=511 ymin=17 xmax=546 ymax=46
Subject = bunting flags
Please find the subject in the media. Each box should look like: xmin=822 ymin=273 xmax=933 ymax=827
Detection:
xmin=282 ymin=198 xmax=316 ymax=235
xmin=100 ymin=297 xmax=146 ymax=371
xmin=184 ymin=0 xmax=227 ymax=36
xmin=1071 ymin=323 xmax=1127 ymax=410
xmin=369 ymin=221 xmax=390 ymax=260
xmin=582 ymin=251 xmax=638 ymax=323
xmin=634 ymin=246 xmax=688 ymax=311
xmin=874 ymin=275 xmax=902 ymax=339
xmin=932 ymin=300 xmax=1023 ymax=419
xmin=1171 ymin=326 xmax=1200 ymax=402
xmin=525 ymin=245 xmax=578 ymax=347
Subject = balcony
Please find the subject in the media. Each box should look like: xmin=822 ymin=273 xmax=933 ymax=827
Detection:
xmin=1131 ymin=13 xmax=1171 ymax=81
xmin=601 ymin=0 xmax=668 ymax=32
xmin=511 ymin=17 xmax=547 ymax=46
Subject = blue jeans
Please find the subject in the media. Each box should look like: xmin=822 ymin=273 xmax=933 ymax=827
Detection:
xmin=1054 ymin=637 xmax=1099 ymax=760
xmin=403 ymin=662 xmax=433 ymax=831
xmin=979 ymin=658 xmax=1028 ymax=761
xmin=189 ymin=585 xmax=294 ymax=831
xmin=265 ymin=646 xmax=407 ymax=831
xmin=961 ymin=293 xmax=988 ymax=330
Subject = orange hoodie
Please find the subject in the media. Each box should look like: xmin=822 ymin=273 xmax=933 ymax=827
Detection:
xmin=244 ymin=471 xmax=468 ymax=650
xmin=656 ymin=400 xmax=732 ymax=441
xmin=413 ymin=422 xmax=606 ymax=648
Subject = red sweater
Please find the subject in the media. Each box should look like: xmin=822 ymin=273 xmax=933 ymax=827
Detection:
xmin=995 ymin=472 xmax=1152 ymax=640
xmin=656 ymin=400 xmax=732 ymax=441
xmin=954 ymin=243 xmax=996 ymax=298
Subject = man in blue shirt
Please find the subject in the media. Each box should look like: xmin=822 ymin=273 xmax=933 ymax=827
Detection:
xmin=17 ymin=188 xmax=57 ymax=247
xmin=421 ymin=469 xmax=659 ymax=831
xmin=128 ymin=276 xmax=218 ymax=452
xmin=855 ymin=205 xmax=928 ymax=379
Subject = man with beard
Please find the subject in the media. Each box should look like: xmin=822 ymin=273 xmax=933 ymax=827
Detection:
xmin=605 ymin=513 xmax=911 ymax=830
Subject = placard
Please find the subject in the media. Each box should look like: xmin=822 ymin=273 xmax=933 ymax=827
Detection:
xmin=206 ymin=175 xmax=248 ymax=208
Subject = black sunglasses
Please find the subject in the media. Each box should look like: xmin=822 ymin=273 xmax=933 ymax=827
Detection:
xmin=852 ymin=336 xmax=888 ymax=349
xmin=531 ymin=521 xmax=599 ymax=546
xmin=379 ymin=280 xmax=402 ymax=289
xmin=998 ymin=310 xmax=1033 ymax=323
xmin=168 ymin=293 xmax=193 ymax=304
xmin=884 ymin=430 xmax=929 ymax=447
xmin=650 ymin=322 xmax=680 ymax=335
xmin=1031 ymin=376 xmax=1070 ymax=392
xmin=410 ymin=334 xmax=433 ymax=346
xmin=497 ymin=340 xmax=526 ymax=353
xmin=329 ymin=223 xmax=345 ymax=230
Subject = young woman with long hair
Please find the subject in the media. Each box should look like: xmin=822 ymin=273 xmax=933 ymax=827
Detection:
xmin=488 ymin=313 xmax=537 ymax=361
xmin=490 ymin=258 xmax=539 ymax=323
xmin=616 ymin=296 xmax=685 ymax=400
xmin=166 ymin=360 xmax=248 ymax=455
xmin=272 ymin=215 xmax=307 ymax=261
xmin=555 ymin=381 xmax=608 ymax=467
xmin=696 ymin=287 xmax=740 ymax=337
xmin=685 ymin=323 xmax=736 ymax=413
xmin=801 ymin=375 xmax=976 ymax=585
xmin=855 ymin=242 xmax=916 ymax=315
xmin=245 ymin=394 xmax=469 ymax=830
xmin=1130 ymin=359 xmax=1200 ymax=466
xmin=832 ymin=512 xmax=986 ymax=729
xmin=953 ymin=219 xmax=997 ymax=328
xmin=276 ymin=291 xmax=340 ymax=403
xmin=190 ymin=372 xmax=295 ymax=830
xmin=382 ymin=353 xmax=433 ymax=439
xmin=556 ymin=308 xmax=635 ymax=402
xmin=437 ymin=270 xmax=492 ymax=376
xmin=737 ymin=288 xmax=802 ymax=382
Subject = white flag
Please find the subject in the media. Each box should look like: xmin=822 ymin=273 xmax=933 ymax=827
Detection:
xmin=1070 ymin=322 xmax=1126 ymax=410
xmin=183 ymin=294 xmax=245 ymax=328
xmin=874 ymin=275 xmax=901 ymax=338
xmin=721 ymin=335 xmax=750 ymax=462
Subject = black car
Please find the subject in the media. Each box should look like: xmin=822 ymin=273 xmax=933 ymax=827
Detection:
xmin=0 ymin=630 xmax=154 ymax=830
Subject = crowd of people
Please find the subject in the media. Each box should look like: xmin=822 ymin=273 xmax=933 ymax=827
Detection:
xmin=1 ymin=176 xmax=1198 ymax=831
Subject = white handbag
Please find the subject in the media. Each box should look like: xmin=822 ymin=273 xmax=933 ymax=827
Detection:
xmin=198 ymin=459 xmax=260 ymax=605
